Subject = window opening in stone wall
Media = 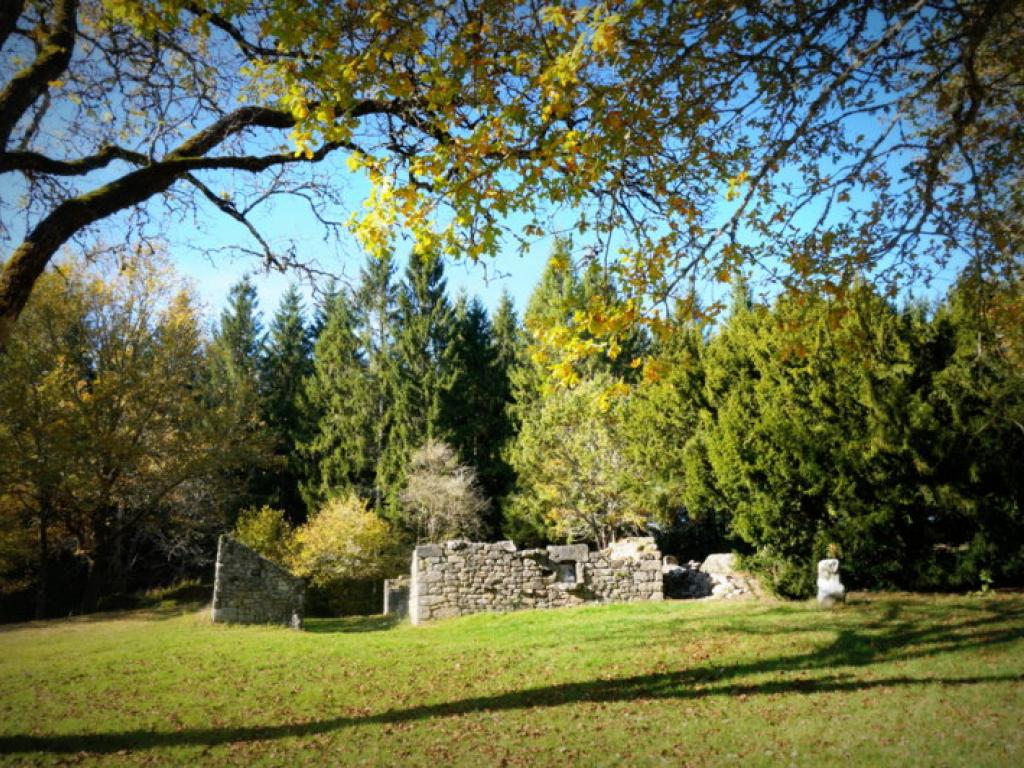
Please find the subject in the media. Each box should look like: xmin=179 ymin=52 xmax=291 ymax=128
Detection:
xmin=556 ymin=562 xmax=577 ymax=585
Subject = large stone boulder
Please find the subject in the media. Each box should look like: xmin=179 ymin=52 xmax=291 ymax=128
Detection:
xmin=699 ymin=553 xmax=761 ymax=599
xmin=816 ymin=558 xmax=846 ymax=607
xmin=700 ymin=553 xmax=737 ymax=575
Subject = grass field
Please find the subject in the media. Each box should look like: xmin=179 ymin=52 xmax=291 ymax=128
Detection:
xmin=1 ymin=592 xmax=1022 ymax=766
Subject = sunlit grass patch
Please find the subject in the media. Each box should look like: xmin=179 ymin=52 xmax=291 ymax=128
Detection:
xmin=1 ymin=593 xmax=1022 ymax=766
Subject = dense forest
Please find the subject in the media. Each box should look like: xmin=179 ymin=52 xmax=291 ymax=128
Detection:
xmin=1 ymin=243 xmax=1021 ymax=621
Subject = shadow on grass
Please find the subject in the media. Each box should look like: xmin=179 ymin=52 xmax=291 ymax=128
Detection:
xmin=2 ymin=598 xmax=1023 ymax=756
xmin=0 ymin=593 xmax=213 ymax=633
xmin=304 ymin=614 xmax=401 ymax=634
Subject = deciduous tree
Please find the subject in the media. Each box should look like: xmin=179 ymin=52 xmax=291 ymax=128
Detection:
xmin=5 ymin=0 xmax=1019 ymax=362
xmin=508 ymin=376 xmax=647 ymax=548
xmin=290 ymin=494 xmax=398 ymax=585
xmin=0 ymin=251 xmax=264 ymax=614
xmin=399 ymin=440 xmax=489 ymax=543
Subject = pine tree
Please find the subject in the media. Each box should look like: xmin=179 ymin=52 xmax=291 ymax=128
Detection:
xmin=259 ymin=285 xmax=314 ymax=521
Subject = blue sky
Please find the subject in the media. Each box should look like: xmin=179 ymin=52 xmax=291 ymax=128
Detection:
xmin=154 ymin=151 xmax=560 ymax=324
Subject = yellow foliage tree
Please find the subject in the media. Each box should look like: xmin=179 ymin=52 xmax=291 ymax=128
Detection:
xmin=3 ymin=0 xmax=1020 ymax=366
xmin=289 ymin=495 xmax=398 ymax=586
xmin=0 ymin=248 xmax=268 ymax=615
xmin=232 ymin=506 xmax=296 ymax=567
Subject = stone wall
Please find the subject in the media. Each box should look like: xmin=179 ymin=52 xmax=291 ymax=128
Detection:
xmin=211 ymin=535 xmax=305 ymax=629
xmin=409 ymin=537 xmax=662 ymax=624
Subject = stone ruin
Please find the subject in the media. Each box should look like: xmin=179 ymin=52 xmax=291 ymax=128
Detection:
xmin=211 ymin=535 xmax=305 ymax=629
xmin=661 ymin=552 xmax=763 ymax=600
xmin=407 ymin=537 xmax=663 ymax=624
xmin=383 ymin=576 xmax=410 ymax=618
xmin=207 ymin=531 xmax=769 ymax=629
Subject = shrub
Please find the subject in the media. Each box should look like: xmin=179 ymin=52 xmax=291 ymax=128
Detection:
xmin=290 ymin=495 xmax=399 ymax=586
xmin=232 ymin=506 xmax=296 ymax=567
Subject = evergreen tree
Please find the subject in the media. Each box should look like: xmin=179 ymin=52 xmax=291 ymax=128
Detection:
xmin=492 ymin=290 xmax=521 ymax=381
xmin=925 ymin=274 xmax=1024 ymax=588
xmin=621 ymin=308 xmax=718 ymax=559
xmin=259 ymin=285 xmax=314 ymax=521
xmin=210 ymin=276 xmax=263 ymax=391
xmin=382 ymin=251 xmax=455 ymax=514
xmin=207 ymin=276 xmax=270 ymax=518
xmin=300 ymin=289 xmax=373 ymax=508
xmin=491 ymin=290 xmax=523 ymax=519
xmin=683 ymin=285 xmax=946 ymax=596
xmin=442 ymin=296 xmax=514 ymax=536
xmin=353 ymin=254 xmax=400 ymax=513
xmin=310 ymin=277 xmax=342 ymax=340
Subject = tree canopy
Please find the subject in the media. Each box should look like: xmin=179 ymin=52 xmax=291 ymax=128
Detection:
xmin=3 ymin=0 xmax=1020 ymax=357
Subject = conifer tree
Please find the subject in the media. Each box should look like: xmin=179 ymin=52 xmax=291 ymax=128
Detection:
xmin=210 ymin=277 xmax=263 ymax=391
xmin=259 ymin=285 xmax=314 ymax=521
xmin=299 ymin=289 xmax=373 ymax=508
xmin=442 ymin=297 xmax=515 ymax=536
xmin=492 ymin=290 xmax=521 ymax=382
xmin=382 ymin=251 xmax=454 ymax=512
xmin=353 ymin=254 xmax=400 ymax=513
xmin=208 ymin=276 xmax=269 ymax=518
xmin=489 ymin=290 xmax=522 ymax=519
xmin=926 ymin=274 xmax=1024 ymax=588
xmin=622 ymin=308 xmax=715 ymax=555
xmin=310 ymin=277 xmax=342 ymax=341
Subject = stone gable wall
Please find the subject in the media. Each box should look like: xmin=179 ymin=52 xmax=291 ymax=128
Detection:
xmin=211 ymin=535 xmax=305 ymax=629
xmin=409 ymin=537 xmax=662 ymax=624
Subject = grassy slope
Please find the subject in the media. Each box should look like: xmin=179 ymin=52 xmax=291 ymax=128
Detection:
xmin=0 ymin=593 xmax=1022 ymax=767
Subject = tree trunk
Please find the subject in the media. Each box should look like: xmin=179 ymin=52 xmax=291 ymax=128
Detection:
xmin=34 ymin=510 xmax=49 ymax=620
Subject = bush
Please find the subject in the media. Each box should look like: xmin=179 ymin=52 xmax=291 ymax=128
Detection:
xmin=738 ymin=549 xmax=817 ymax=600
xmin=232 ymin=506 xmax=296 ymax=566
xmin=290 ymin=494 xmax=401 ymax=586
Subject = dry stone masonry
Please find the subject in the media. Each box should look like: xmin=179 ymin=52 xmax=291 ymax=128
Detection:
xmin=211 ymin=535 xmax=305 ymax=629
xmin=662 ymin=553 xmax=763 ymax=599
xmin=409 ymin=537 xmax=662 ymax=624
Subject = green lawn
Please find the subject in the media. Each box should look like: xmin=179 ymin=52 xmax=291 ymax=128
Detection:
xmin=1 ymin=593 xmax=1022 ymax=766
